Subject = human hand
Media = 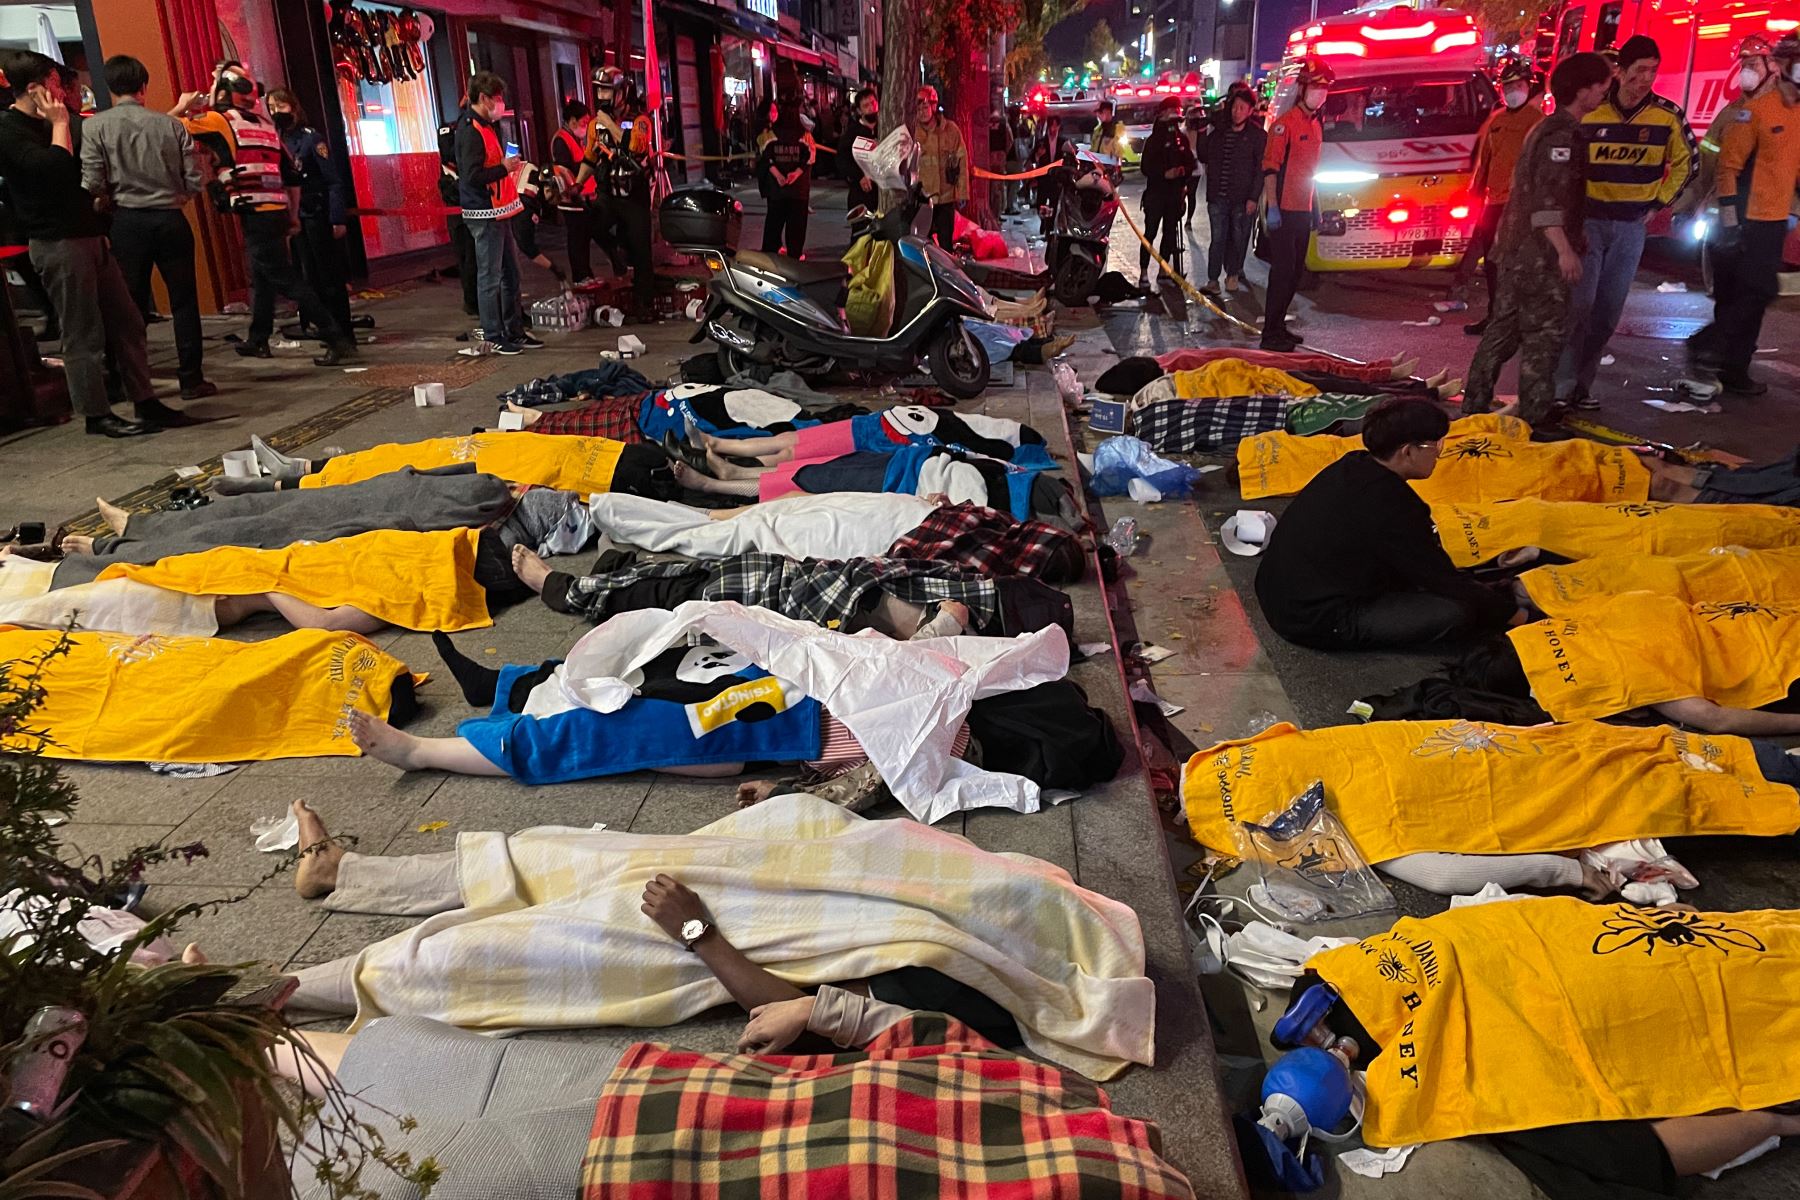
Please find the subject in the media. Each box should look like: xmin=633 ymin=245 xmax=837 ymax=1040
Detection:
xmin=860 ymin=178 xmax=874 ymax=192
xmin=1556 ymin=247 xmax=1582 ymax=284
xmin=174 ymin=90 xmax=206 ymax=115
xmin=1265 ymin=207 xmax=1282 ymax=230
xmin=737 ymin=996 xmax=816 ymax=1053
xmin=333 ymin=224 xmax=348 ymax=239
xmin=287 ymin=218 xmax=303 ymax=239
xmin=641 ymin=873 xmax=708 ymax=941
xmin=1245 ymin=200 xmax=1257 ymax=214
xmin=35 ymin=86 xmax=69 ymax=126
xmin=1578 ymin=860 xmax=1615 ymax=901
xmin=505 ymin=155 xmax=523 ymax=170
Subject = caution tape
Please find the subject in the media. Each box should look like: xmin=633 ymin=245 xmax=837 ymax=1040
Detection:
xmin=348 ymin=205 xmax=462 ymax=217
xmin=1111 ymin=197 xmax=1259 ymax=335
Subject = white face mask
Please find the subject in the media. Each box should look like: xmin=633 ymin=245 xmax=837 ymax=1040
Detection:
xmin=1791 ymin=61 xmax=1800 ymax=84
xmin=1303 ymin=86 xmax=1329 ymax=110
xmin=1740 ymin=65 xmax=1767 ymax=93
xmin=1503 ymin=85 xmax=1530 ymax=109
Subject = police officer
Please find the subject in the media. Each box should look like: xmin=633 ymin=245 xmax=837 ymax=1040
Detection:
xmin=1687 ymin=33 xmax=1794 ymax=395
xmin=265 ymin=88 xmax=357 ymax=343
xmin=1259 ymin=56 xmax=1333 ymax=351
xmin=575 ymin=66 xmax=655 ymax=322
xmin=1460 ymin=56 xmax=1544 ymax=335
xmin=438 ymin=99 xmax=479 ymax=318
xmin=178 ymin=62 xmax=354 ymax=365
xmin=1463 ymin=53 xmax=1616 ymax=427
xmin=1137 ymin=95 xmax=1196 ymax=289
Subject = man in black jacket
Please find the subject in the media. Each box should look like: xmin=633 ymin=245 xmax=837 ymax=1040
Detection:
xmin=454 ymin=72 xmax=536 ymax=354
xmin=837 ymin=88 xmax=879 ymax=209
xmin=1136 ymin=96 xmax=1195 ymax=288
xmin=1253 ymin=398 xmax=1521 ymax=650
xmin=1199 ymin=86 xmax=1264 ymax=294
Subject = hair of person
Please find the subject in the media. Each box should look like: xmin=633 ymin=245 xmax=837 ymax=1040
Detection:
xmin=1360 ymin=397 xmax=1450 ymax=459
xmin=468 ymin=71 xmax=506 ymax=102
xmin=265 ymin=87 xmax=309 ymax=126
xmin=854 ymin=86 xmax=876 ymax=106
xmin=1616 ymin=34 xmax=1661 ymax=70
xmin=562 ymin=98 xmax=589 ymax=122
xmin=1550 ymin=52 xmax=1614 ymax=105
xmin=1 ymin=49 xmax=59 ymax=93
xmin=102 ymin=54 xmax=149 ymax=97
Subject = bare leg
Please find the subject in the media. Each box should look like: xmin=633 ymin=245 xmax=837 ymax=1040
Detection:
xmin=672 ymin=462 xmax=759 ymax=497
xmin=266 ymin=593 xmax=386 ymax=635
xmin=1653 ymin=1110 xmax=1800 ymax=1176
xmin=292 ymin=798 xmax=347 ymax=899
xmin=270 ymin=1029 xmax=352 ymax=1100
xmin=1644 ymin=456 xmax=1704 ymax=503
xmin=213 ymin=593 xmax=278 ymax=629
xmin=1653 ymin=697 xmax=1800 ymax=737
xmin=96 ymin=497 xmax=129 ymax=535
xmin=694 ymin=428 xmax=800 ymax=461
xmin=706 ymin=504 xmax=759 ymax=520
xmin=655 ymin=761 xmax=746 ymax=778
xmin=348 ymin=710 xmax=509 ymax=775
xmin=502 ymin=401 xmax=543 ymax=428
xmin=703 ymin=449 xmax=777 ymax=482
xmin=511 ymin=544 xmax=551 ymax=594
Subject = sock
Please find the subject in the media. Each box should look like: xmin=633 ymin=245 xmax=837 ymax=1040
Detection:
xmin=250 ymin=435 xmax=308 ymax=481
xmin=431 ymin=631 xmax=502 ymax=706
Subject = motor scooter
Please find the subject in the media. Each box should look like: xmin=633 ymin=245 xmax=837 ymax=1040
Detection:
xmin=1041 ymin=151 xmax=1122 ymax=307
xmin=660 ymin=173 xmax=995 ymax=399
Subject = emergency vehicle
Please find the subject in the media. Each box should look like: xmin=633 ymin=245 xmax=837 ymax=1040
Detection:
xmin=1111 ymin=75 xmax=1209 ymax=164
xmin=1275 ymin=3 xmax=1496 ymax=272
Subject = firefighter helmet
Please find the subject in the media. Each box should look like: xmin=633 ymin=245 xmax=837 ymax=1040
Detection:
xmin=1496 ymin=55 xmax=1535 ymax=86
xmin=1295 ymin=55 xmax=1336 ymax=89
xmin=1736 ymin=33 xmax=1775 ymax=62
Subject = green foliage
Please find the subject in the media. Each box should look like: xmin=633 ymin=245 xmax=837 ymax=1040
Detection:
xmin=1005 ymin=0 xmax=1090 ymax=88
xmin=0 ymin=637 xmax=437 ymax=1198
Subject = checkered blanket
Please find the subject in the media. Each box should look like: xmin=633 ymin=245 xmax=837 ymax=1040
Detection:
xmin=886 ymin=502 xmax=1083 ymax=580
xmin=524 ymin=395 xmax=649 ymax=443
xmin=1131 ymin=395 xmax=1294 ymax=453
xmin=580 ymin=1014 xmax=1195 ymax=1200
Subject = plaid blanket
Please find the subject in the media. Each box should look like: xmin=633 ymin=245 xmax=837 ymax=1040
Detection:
xmin=1131 ymin=395 xmax=1292 ymax=453
xmin=580 ymin=1014 xmax=1195 ymax=1200
xmin=525 ymin=395 xmax=649 ymax=443
xmin=497 ymin=362 xmax=652 ymax=407
xmin=887 ymin=502 xmax=1083 ymax=581
xmin=560 ymin=552 xmax=999 ymax=628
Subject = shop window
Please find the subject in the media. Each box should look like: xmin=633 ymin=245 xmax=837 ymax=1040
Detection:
xmin=336 ymin=2 xmax=444 ymax=259
xmin=1593 ymin=3 xmax=1623 ymax=53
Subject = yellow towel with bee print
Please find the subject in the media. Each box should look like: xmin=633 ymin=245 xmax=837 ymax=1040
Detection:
xmin=300 ymin=432 xmax=623 ymax=494
xmin=0 ymin=627 xmax=419 ymax=762
xmin=1435 ymin=498 xmax=1800 ymax=567
xmin=1508 ymin=592 xmax=1800 ymax=722
xmin=1307 ymin=898 xmax=1800 ymax=1146
xmin=98 ymin=528 xmax=491 ymax=633
xmin=1181 ymin=720 xmax=1799 ymax=863
xmin=1521 ymin=546 xmax=1800 ymax=614
xmin=1235 ymin=415 xmax=1648 ymax=504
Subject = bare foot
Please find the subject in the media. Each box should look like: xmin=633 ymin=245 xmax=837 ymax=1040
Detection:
xmin=182 ymin=942 xmax=207 ymax=964
xmin=1435 ymin=378 xmax=1465 ymax=402
xmin=61 ymin=535 xmax=95 ymax=556
xmin=736 ymin=779 xmax=781 ymax=807
xmin=671 ymin=461 xmax=712 ymax=490
xmin=348 ymin=709 xmax=429 ymax=770
xmin=503 ymin=401 xmax=541 ymax=428
xmin=939 ymin=600 xmax=971 ymax=632
xmin=292 ymin=798 xmax=346 ymax=899
xmin=511 ymin=544 xmax=551 ymax=594
xmin=96 ymin=497 xmax=129 ymax=535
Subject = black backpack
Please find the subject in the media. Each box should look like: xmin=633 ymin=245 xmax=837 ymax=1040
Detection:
xmin=967 ymin=680 xmax=1124 ymax=790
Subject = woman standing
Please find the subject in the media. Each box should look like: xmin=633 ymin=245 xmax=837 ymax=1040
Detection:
xmin=264 ymin=90 xmax=357 ymax=341
xmin=756 ymin=103 xmax=815 ymax=258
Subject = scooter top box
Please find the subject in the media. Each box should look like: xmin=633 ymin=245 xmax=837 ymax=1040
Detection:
xmin=660 ymin=187 xmax=743 ymax=253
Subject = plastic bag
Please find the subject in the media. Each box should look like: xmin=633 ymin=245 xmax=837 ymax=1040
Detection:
xmin=843 ymin=234 xmax=897 ymax=336
xmin=1051 ymin=360 xmax=1082 ymax=404
xmin=853 ymin=126 xmax=916 ymax=193
xmin=1233 ymin=781 xmax=1395 ymax=924
xmin=1089 ymin=435 xmax=1204 ymax=499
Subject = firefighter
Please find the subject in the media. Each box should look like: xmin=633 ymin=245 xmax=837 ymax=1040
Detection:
xmin=1460 ymin=56 xmax=1545 ymax=335
xmin=1687 ymin=33 xmax=1795 ymax=395
xmin=575 ymin=66 xmax=655 ymax=322
xmin=1259 ymin=55 xmax=1333 ymax=352
xmin=177 ymin=61 xmax=354 ymax=365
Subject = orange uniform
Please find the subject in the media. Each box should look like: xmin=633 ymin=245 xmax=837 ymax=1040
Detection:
xmin=1471 ymin=101 xmax=1545 ymax=205
xmin=1263 ymin=106 xmax=1322 ymax=212
xmin=1718 ymin=82 xmax=1800 ymax=222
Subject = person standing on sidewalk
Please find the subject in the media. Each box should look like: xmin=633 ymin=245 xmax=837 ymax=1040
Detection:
xmin=177 ymin=61 xmax=355 ymax=366
xmin=0 ymin=50 xmax=158 ymax=437
xmin=1200 ymin=85 xmax=1264 ymax=295
xmin=1687 ymin=34 xmax=1796 ymax=397
xmin=550 ymin=100 xmax=610 ymax=284
xmin=1463 ymin=53 xmax=1614 ymax=428
xmin=1259 ymin=56 xmax=1333 ymax=351
xmin=265 ymin=90 xmax=357 ymax=347
xmin=454 ymin=72 xmax=534 ymax=355
xmin=575 ymin=67 xmax=655 ymax=323
xmin=1554 ymin=35 xmax=1696 ymax=410
xmin=79 ymin=54 xmax=215 ymax=403
xmin=437 ymin=102 xmax=479 ymax=318
xmin=837 ymin=89 xmax=879 ymax=210
xmin=914 ymin=86 xmax=967 ymax=251
xmin=1135 ymin=96 xmax=1196 ymax=289
xmin=757 ymin=102 xmax=814 ymax=258
xmin=1459 ymin=57 xmax=1544 ymax=336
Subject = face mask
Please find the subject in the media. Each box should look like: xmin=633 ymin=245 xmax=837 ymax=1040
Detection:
xmin=1740 ymin=65 xmax=1766 ymax=92
xmin=1791 ymin=61 xmax=1800 ymax=84
xmin=1303 ymin=87 xmax=1329 ymax=110
xmin=1503 ymin=86 xmax=1529 ymax=109
xmin=272 ymin=111 xmax=296 ymax=131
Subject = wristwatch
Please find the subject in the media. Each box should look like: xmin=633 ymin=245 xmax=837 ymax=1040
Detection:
xmin=680 ymin=918 xmax=711 ymax=951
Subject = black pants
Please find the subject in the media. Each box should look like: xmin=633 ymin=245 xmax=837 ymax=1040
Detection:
xmin=448 ymin=214 xmax=479 ymax=316
xmin=930 ymin=202 xmax=957 ymax=251
xmin=605 ymin=196 xmax=655 ymax=306
xmin=560 ymin=203 xmax=623 ymax=282
xmin=762 ymin=194 xmax=809 ymax=257
xmin=242 ymin=211 xmax=343 ymax=347
xmin=1331 ymin=592 xmax=1476 ymax=649
xmin=1261 ymin=209 xmax=1313 ymax=342
xmin=1693 ymin=218 xmax=1785 ymax=377
xmin=292 ymin=212 xmax=355 ymax=337
xmin=110 ymin=207 xmax=205 ymax=386
xmin=1140 ymin=187 xmax=1183 ymax=271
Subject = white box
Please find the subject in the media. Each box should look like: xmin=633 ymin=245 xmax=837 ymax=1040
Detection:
xmin=220 ymin=450 xmax=259 ymax=479
xmin=414 ymin=382 xmax=446 ymax=407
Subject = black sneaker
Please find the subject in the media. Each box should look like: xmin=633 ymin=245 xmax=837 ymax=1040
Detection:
xmin=1463 ymin=317 xmax=1489 ymax=336
xmin=519 ymin=333 xmax=546 ymax=349
xmin=313 ymin=341 xmax=359 ymax=367
xmin=134 ymin=398 xmax=204 ymax=428
xmin=492 ymin=342 xmax=525 ymax=356
xmin=1569 ymin=390 xmax=1601 ymax=411
xmin=86 ymin=414 xmax=157 ymax=438
xmin=234 ymin=340 xmax=273 ymax=359
xmin=178 ymin=380 xmax=219 ymax=400
xmin=1718 ymin=373 xmax=1768 ymax=396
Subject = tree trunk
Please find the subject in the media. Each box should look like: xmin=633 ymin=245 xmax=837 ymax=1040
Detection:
xmin=953 ymin=37 xmax=995 ymax=228
xmin=879 ymin=1 xmax=920 ymax=139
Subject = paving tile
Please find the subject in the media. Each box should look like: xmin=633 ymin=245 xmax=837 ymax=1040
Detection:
xmin=628 ymin=776 xmax=751 ymax=836
xmin=380 ymin=773 xmax=652 ymax=857
xmin=56 ymin=822 xmax=180 ymax=873
xmin=54 ymin=762 xmax=234 ymax=826
xmin=1143 ymin=671 xmax=1296 ymax=747
xmin=963 ymin=802 xmax=1077 ymax=876
xmin=136 ymin=882 xmax=323 ymax=968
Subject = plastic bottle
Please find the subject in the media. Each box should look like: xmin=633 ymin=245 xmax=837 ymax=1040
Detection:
xmin=1105 ymin=516 xmax=1140 ymax=556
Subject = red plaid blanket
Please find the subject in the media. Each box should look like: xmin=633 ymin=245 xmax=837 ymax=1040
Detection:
xmin=886 ymin=502 xmax=1085 ymax=583
xmin=580 ymin=1014 xmax=1194 ymax=1199
xmin=529 ymin=396 xmax=648 ymax=443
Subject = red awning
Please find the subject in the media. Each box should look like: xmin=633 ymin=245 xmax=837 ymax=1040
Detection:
xmin=775 ymin=39 xmax=827 ymax=67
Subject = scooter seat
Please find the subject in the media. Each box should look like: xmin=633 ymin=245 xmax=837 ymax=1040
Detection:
xmin=736 ymin=250 xmax=850 ymax=286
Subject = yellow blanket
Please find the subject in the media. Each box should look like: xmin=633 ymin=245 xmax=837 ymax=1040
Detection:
xmin=1308 ymin=898 xmax=1800 ymax=1145
xmin=0 ymin=627 xmax=416 ymax=762
xmin=300 ymin=432 xmax=623 ymax=494
xmin=98 ymin=529 xmax=491 ymax=633
xmin=1521 ymin=546 xmax=1800 ymax=614
xmin=1236 ymin=417 xmax=1649 ymax=504
xmin=1435 ymin=498 xmax=1800 ymax=567
xmin=1181 ymin=720 xmax=1797 ymax=862
xmin=1509 ymin=592 xmax=1800 ymax=722
xmin=347 ymin=794 xmax=1155 ymax=1080
xmin=1172 ymin=360 xmax=1319 ymax=400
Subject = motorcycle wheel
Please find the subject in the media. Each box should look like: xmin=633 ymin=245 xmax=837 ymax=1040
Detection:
xmin=1052 ymin=255 xmax=1099 ymax=308
xmin=927 ymin=321 xmax=989 ymax=400
xmin=712 ymin=313 xmax=758 ymax=377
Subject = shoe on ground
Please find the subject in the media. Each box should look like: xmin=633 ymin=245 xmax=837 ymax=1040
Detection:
xmin=519 ymin=333 xmax=546 ymax=349
xmin=86 ymin=414 xmax=156 ymax=438
xmin=1566 ymin=391 xmax=1602 ymax=411
xmin=178 ymin=380 xmax=219 ymax=400
xmin=1718 ymin=373 xmax=1767 ymax=396
xmin=1199 ymin=282 xmax=1221 ymax=298
xmin=1225 ymin=275 xmax=1246 ymax=292
xmin=1259 ymin=335 xmax=1301 ymax=353
xmin=492 ymin=341 xmax=525 ymax=356
xmin=1263 ymin=326 xmax=1304 ymax=347
xmin=234 ymin=340 xmax=272 ymax=359
xmin=313 ymin=341 xmax=359 ymax=367
xmin=134 ymin=398 xmax=203 ymax=428
xmin=1463 ymin=317 xmax=1489 ymax=336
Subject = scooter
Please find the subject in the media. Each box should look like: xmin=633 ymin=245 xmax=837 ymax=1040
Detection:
xmin=1042 ymin=151 xmax=1122 ymax=307
xmin=660 ymin=178 xmax=995 ymax=399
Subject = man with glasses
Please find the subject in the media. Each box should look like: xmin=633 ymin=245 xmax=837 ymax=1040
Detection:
xmin=1253 ymin=398 xmax=1523 ymax=650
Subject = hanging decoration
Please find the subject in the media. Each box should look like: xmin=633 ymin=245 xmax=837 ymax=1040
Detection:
xmin=327 ymin=2 xmax=429 ymax=87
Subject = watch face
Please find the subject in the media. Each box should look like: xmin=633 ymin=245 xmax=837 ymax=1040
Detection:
xmin=681 ymin=918 xmax=706 ymax=943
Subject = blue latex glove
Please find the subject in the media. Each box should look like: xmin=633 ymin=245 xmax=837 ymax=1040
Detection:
xmin=1266 ymin=207 xmax=1282 ymax=230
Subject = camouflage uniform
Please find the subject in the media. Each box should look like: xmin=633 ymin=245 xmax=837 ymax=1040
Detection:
xmin=1462 ymin=109 xmax=1587 ymax=425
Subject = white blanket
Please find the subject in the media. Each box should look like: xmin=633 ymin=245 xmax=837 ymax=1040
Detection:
xmin=0 ymin=560 xmax=218 ymax=637
xmin=540 ymin=601 xmax=1069 ymax=822
xmin=587 ymin=492 xmax=937 ymax=561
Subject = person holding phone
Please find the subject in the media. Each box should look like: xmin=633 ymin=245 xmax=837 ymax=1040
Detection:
xmin=453 ymin=71 xmax=537 ymax=355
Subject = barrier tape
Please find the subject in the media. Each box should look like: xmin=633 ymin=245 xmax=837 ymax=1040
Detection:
xmin=1111 ymin=196 xmax=1260 ymax=335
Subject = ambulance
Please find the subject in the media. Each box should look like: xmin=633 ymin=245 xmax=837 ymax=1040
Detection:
xmin=1275 ymin=3 xmax=1496 ymax=272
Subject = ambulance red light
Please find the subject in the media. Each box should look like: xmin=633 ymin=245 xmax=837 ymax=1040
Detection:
xmin=1361 ymin=20 xmax=1436 ymax=40
xmin=1449 ymin=203 xmax=1471 ymax=220
xmin=1304 ymin=23 xmax=1323 ymax=38
xmin=1184 ymin=83 xmax=1199 ymax=92
xmin=1770 ymin=17 xmax=1798 ymax=29
xmin=1289 ymin=28 xmax=1305 ymax=42
xmin=1315 ymin=40 xmax=1368 ymax=56
xmin=1386 ymin=207 xmax=1411 ymax=225
xmin=1432 ymin=30 xmax=1480 ymax=51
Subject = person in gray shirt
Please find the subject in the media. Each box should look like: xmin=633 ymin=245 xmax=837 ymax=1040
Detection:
xmin=81 ymin=54 xmax=213 ymax=404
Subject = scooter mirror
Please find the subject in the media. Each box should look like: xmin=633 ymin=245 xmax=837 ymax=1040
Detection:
xmin=847 ymin=204 xmax=870 ymax=223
